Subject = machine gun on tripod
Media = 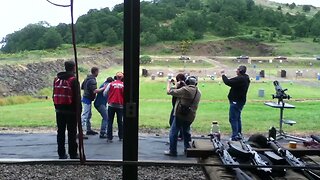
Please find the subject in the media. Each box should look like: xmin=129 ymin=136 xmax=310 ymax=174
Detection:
xmin=210 ymin=133 xmax=253 ymax=180
xmin=269 ymin=140 xmax=320 ymax=180
xmin=272 ymin=80 xmax=290 ymax=104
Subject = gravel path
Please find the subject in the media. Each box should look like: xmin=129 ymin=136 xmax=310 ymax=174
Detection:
xmin=0 ymin=164 xmax=206 ymax=180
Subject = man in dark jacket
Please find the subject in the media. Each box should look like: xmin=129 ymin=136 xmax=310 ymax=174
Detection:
xmin=221 ymin=65 xmax=250 ymax=141
xmin=94 ymin=77 xmax=114 ymax=138
xmin=53 ymin=60 xmax=80 ymax=159
xmin=81 ymin=67 xmax=100 ymax=137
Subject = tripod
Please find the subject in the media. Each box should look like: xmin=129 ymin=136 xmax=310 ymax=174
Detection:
xmin=265 ymin=81 xmax=306 ymax=141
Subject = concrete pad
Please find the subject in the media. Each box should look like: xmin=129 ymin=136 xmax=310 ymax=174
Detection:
xmin=0 ymin=133 xmax=197 ymax=162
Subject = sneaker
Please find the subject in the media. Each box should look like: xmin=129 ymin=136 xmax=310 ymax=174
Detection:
xmin=70 ymin=154 xmax=80 ymax=159
xmin=59 ymin=154 xmax=68 ymax=159
xmin=86 ymin=130 xmax=98 ymax=135
xmin=230 ymin=137 xmax=242 ymax=141
xmin=177 ymin=137 xmax=183 ymax=141
xmin=99 ymin=133 xmax=107 ymax=139
xmin=164 ymin=150 xmax=177 ymax=157
xmin=106 ymin=139 xmax=113 ymax=143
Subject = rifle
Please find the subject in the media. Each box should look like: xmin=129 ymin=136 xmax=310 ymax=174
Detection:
xmin=238 ymin=136 xmax=274 ymax=180
xmin=210 ymin=134 xmax=253 ymax=180
xmin=311 ymin=135 xmax=320 ymax=143
xmin=269 ymin=140 xmax=320 ymax=180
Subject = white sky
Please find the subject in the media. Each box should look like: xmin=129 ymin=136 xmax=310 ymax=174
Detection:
xmin=0 ymin=0 xmax=123 ymax=39
xmin=0 ymin=0 xmax=319 ymax=40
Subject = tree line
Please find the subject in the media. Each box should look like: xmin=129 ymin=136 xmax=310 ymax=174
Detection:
xmin=1 ymin=0 xmax=320 ymax=53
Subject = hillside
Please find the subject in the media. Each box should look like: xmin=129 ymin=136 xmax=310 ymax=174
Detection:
xmin=0 ymin=48 xmax=118 ymax=97
xmin=255 ymin=0 xmax=320 ymax=17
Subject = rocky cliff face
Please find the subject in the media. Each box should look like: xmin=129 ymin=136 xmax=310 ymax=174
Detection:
xmin=0 ymin=49 xmax=117 ymax=97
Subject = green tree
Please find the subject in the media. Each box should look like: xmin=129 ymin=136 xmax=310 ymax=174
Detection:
xmin=55 ymin=23 xmax=72 ymax=44
xmin=104 ymin=28 xmax=119 ymax=45
xmin=187 ymin=0 xmax=201 ymax=10
xmin=277 ymin=6 xmax=282 ymax=11
xmin=140 ymin=32 xmax=158 ymax=46
xmin=38 ymin=28 xmax=63 ymax=49
xmin=289 ymin=3 xmax=296 ymax=9
xmin=294 ymin=22 xmax=309 ymax=37
xmin=302 ymin=5 xmax=311 ymax=12
xmin=310 ymin=20 xmax=320 ymax=36
xmin=279 ymin=22 xmax=292 ymax=35
xmin=140 ymin=55 xmax=152 ymax=64
xmin=215 ymin=16 xmax=239 ymax=36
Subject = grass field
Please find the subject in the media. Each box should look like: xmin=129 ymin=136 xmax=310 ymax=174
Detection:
xmin=1 ymin=78 xmax=319 ymax=135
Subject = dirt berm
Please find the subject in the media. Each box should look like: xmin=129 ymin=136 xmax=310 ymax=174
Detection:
xmin=0 ymin=49 xmax=119 ymax=97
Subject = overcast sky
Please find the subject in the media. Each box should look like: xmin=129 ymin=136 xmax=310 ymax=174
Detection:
xmin=0 ymin=0 xmax=123 ymax=39
xmin=0 ymin=0 xmax=319 ymax=40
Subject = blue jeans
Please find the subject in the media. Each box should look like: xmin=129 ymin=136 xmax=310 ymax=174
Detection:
xmin=95 ymin=104 xmax=108 ymax=134
xmin=107 ymin=106 xmax=123 ymax=140
xmin=229 ymin=101 xmax=245 ymax=139
xmin=81 ymin=103 xmax=92 ymax=134
xmin=169 ymin=116 xmax=192 ymax=154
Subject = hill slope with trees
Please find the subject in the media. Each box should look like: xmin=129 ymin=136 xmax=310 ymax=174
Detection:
xmin=1 ymin=0 xmax=320 ymax=54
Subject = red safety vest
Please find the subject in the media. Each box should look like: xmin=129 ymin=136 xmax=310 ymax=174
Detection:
xmin=53 ymin=76 xmax=75 ymax=105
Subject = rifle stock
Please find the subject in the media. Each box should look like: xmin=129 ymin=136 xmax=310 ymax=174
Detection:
xmin=210 ymin=134 xmax=253 ymax=180
xmin=239 ymin=137 xmax=273 ymax=174
xmin=269 ymin=141 xmax=320 ymax=180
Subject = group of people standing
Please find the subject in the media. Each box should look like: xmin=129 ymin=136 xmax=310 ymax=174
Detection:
xmin=52 ymin=60 xmax=124 ymax=159
xmin=164 ymin=65 xmax=250 ymax=156
xmin=80 ymin=68 xmax=124 ymax=142
xmin=53 ymin=60 xmax=250 ymax=159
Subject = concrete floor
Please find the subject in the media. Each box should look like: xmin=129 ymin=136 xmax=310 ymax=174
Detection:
xmin=0 ymin=133 xmax=200 ymax=162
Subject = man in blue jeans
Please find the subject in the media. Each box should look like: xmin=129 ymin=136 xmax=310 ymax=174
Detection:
xmin=103 ymin=72 xmax=124 ymax=142
xmin=221 ymin=65 xmax=250 ymax=141
xmin=81 ymin=67 xmax=103 ymax=138
xmin=94 ymin=77 xmax=114 ymax=139
xmin=164 ymin=76 xmax=201 ymax=156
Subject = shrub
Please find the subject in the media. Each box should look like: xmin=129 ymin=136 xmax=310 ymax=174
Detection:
xmin=140 ymin=55 xmax=152 ymax=64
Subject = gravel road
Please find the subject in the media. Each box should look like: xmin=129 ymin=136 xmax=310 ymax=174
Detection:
xmin=0 ymin=164 xmax=206 ymax=180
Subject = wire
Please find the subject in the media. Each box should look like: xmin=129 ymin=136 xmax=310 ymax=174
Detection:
xmin=46 ymin=0 xmax=70 ymax=7
xmin=45 ymin=0 xmax=86 ymax=164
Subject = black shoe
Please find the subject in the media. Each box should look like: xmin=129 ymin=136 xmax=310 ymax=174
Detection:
xmin=70 ymin=154 xmax=80 ymax=159
xmin=86 ymin=130 xmax=98 ymax=135
xmin=164 ymin=150 xmax=177 ymax=157
xmin=99 ymin=133 xmax=107 ymax=139
xmin=77 ymin=134 xmax=89 ymax=139
xmin=59 ymin=154 xmax=68 ymax=159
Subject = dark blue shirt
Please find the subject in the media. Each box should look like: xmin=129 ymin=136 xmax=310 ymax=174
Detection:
xmin=94 ymin=82 xmax=109 ymax=107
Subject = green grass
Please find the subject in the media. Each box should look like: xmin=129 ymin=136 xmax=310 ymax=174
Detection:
xmin=1 ymin=80 xmax=319 ymax=134
xmin=267 ymin=41 xmax=320 ymax=57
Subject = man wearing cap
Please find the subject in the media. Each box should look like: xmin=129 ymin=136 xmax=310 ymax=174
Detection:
xmin=165 ymin=75 xmax=201 ymax=156
xmin=52 ymin=60 xmax=80 ymax=159
xmin=103 ymin=72 xmax=124 ymax=142
xmin=221 ymin=65 xmax=250 ymax=141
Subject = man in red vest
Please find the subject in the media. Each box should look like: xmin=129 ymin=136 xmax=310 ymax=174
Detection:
xmin=103 ymin=72 xmax=124 ymax=142
xmin=52 ymin=61 xmax=80 ymax=159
